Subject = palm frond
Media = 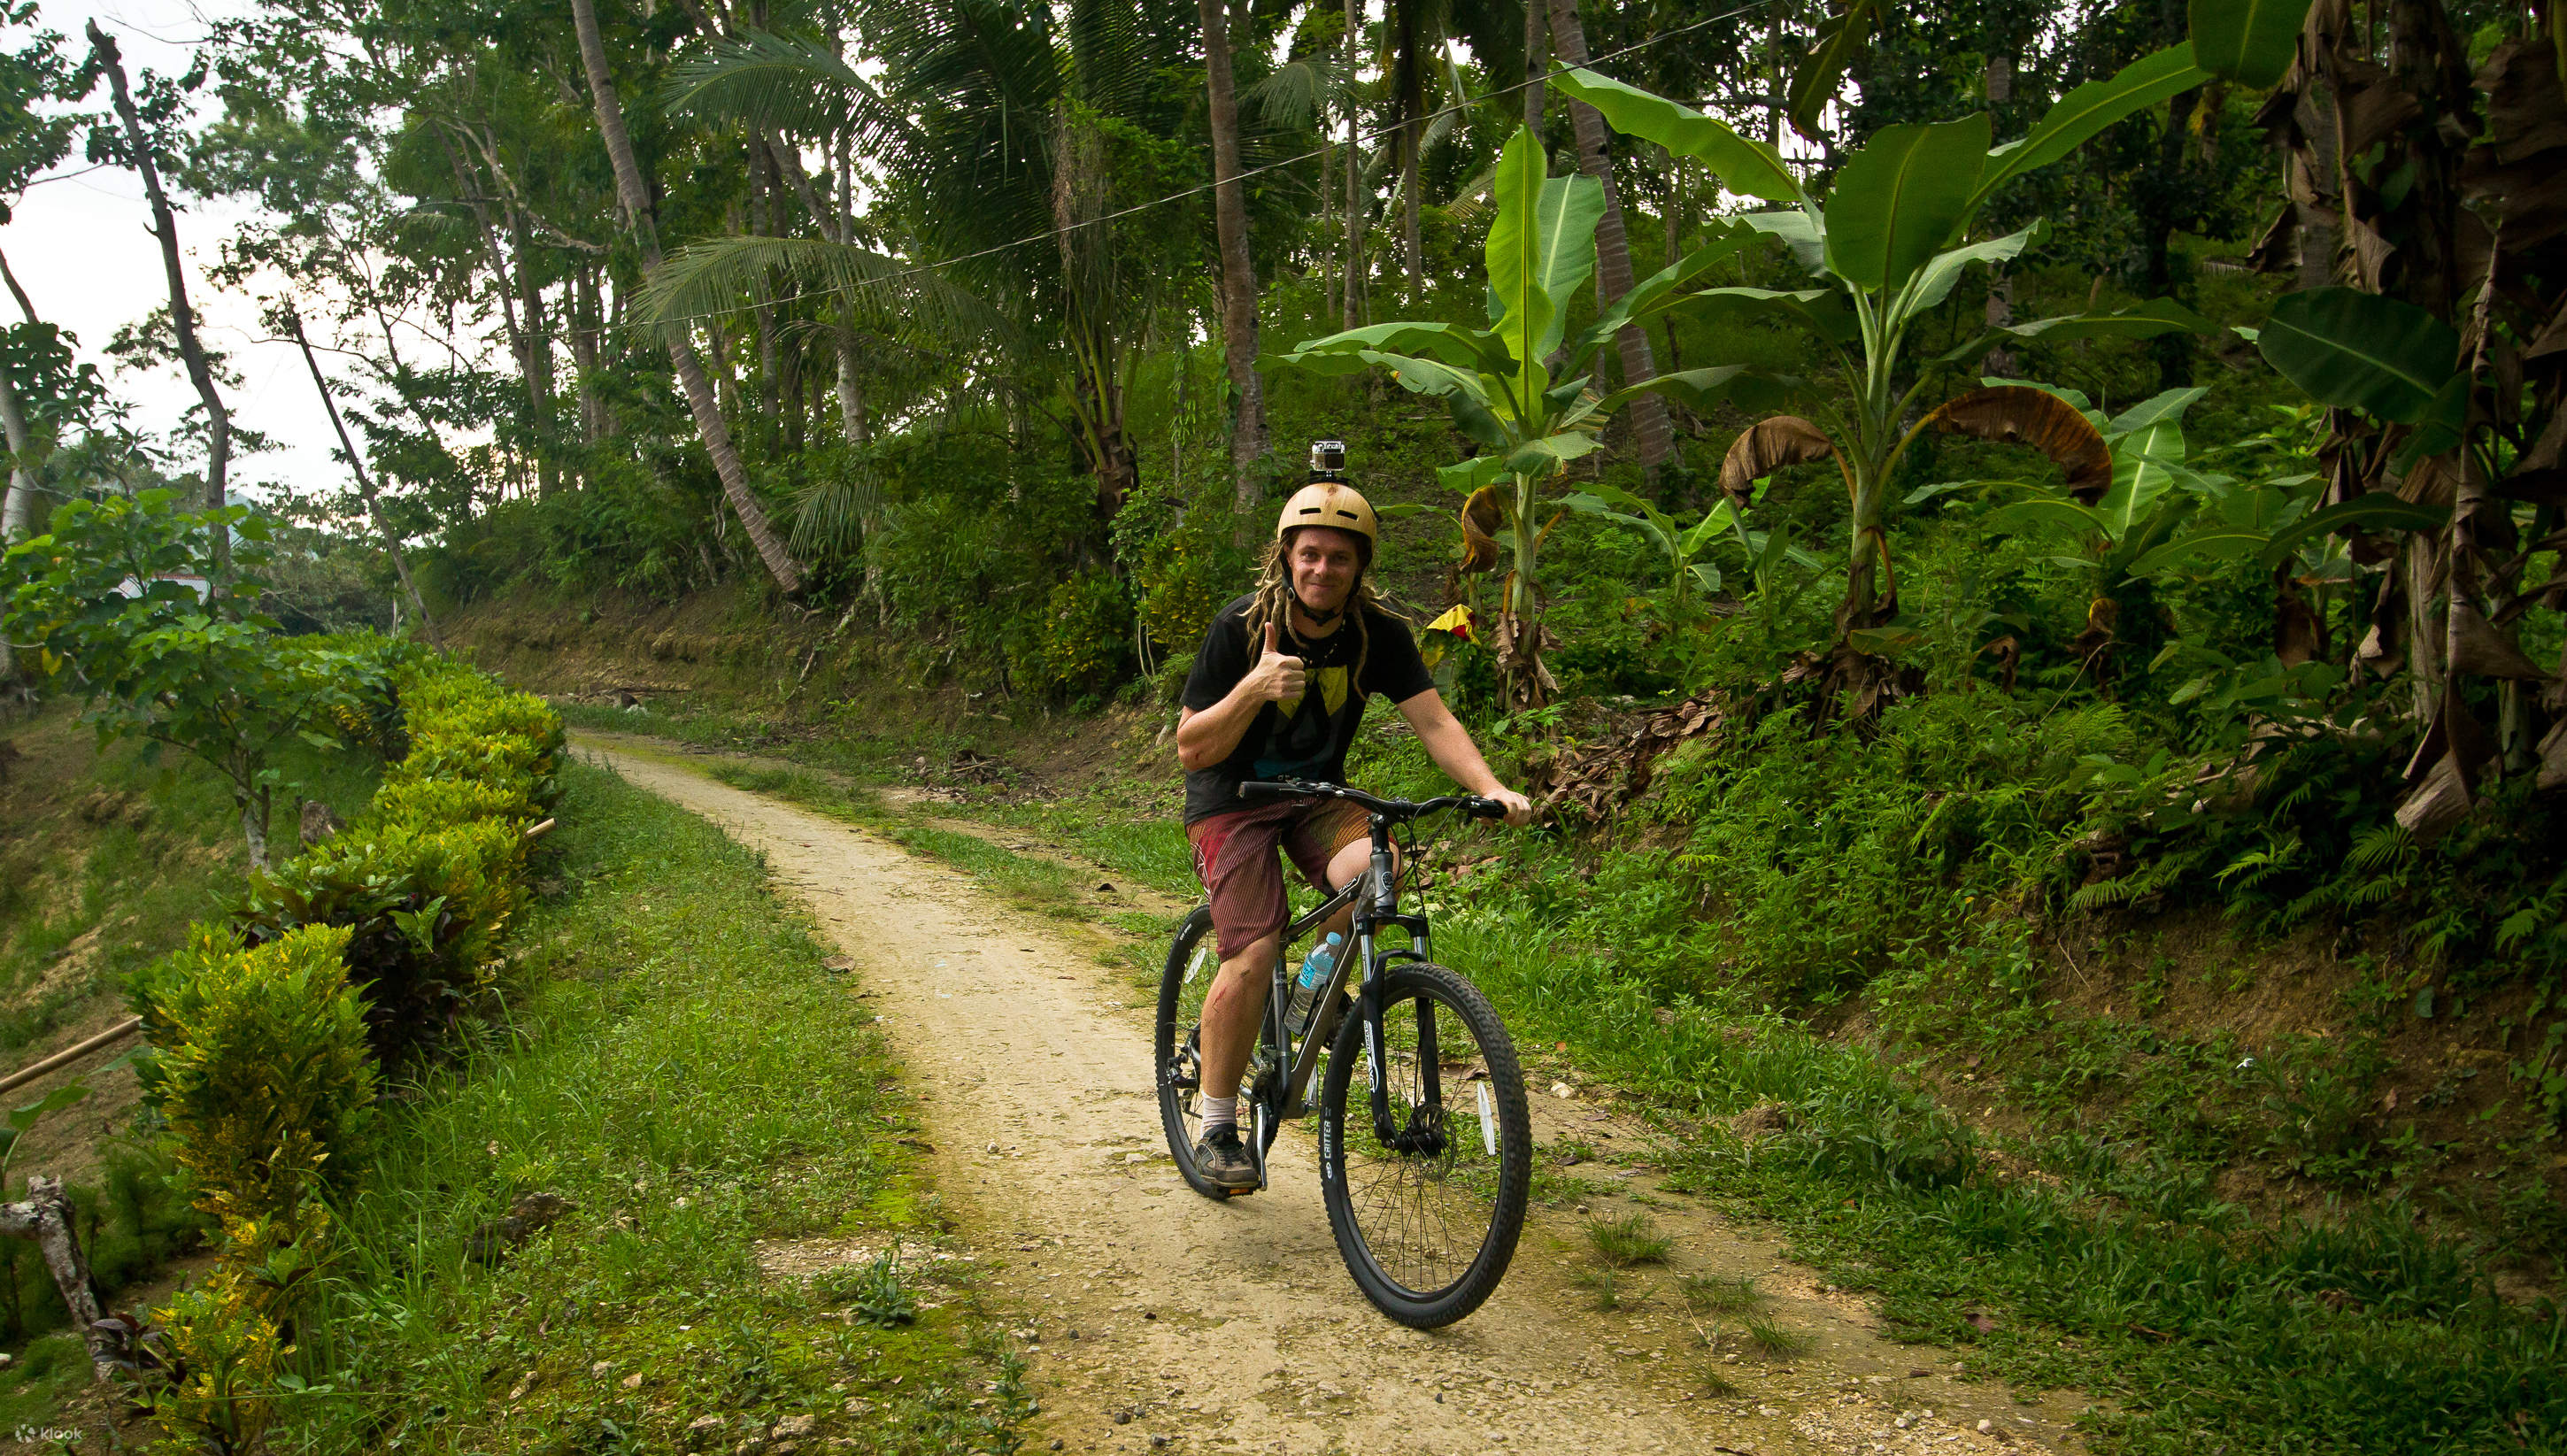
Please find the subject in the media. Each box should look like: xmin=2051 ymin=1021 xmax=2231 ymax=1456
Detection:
xmin=790 ymin=465 xmax=883 ymax=561
xmin=1246 ymin=56 xmax=1338 ymax=131
xmin=639 ymin=235 xmax=1005 ymax=350
xmin=664 ymin=30 xmax=908 ymax=150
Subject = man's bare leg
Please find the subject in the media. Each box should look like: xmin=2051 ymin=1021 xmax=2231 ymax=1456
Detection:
xmin=1198 ymin=932 xmax=1279 ymax=1108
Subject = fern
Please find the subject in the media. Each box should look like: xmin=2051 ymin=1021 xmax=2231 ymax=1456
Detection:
xmin=2346 ymin=821 xmax=2413 ymax=874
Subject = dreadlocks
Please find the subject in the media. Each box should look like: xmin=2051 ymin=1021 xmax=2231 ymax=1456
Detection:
xmin=1247 ymin=532 xmax=1400 ymax=690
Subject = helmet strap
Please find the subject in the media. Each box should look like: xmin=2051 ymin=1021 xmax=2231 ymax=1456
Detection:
xmin=1290 ymin=566 xmax=1361 ymax=629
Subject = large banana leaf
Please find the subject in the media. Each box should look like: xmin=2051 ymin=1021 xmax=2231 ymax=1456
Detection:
xmin=1551 ymin=68 xmax=1802 ymax=203
xmin=2106 ymin=386 xmax=2208 ymax=436
xmin=2101 ymin=495 xmax=2201 ymax=578
xmin=1823 ymin=115 xmax=1992 ymax=292
xmin=1290 ymin=349 xmax=1496 ymax=408
xmin=1484 ymin=127 xmax=1556 ymax=374
xmin=2255 ymin=495 xmax=2451 ymax=568
xmin=2256 ymin=287 xmax=2462 ymax=424
xmin=1984 ymin=497 xmax=2109 ymax=536
xmin=1969 ymin=45 xmax=2210 ymax=212
xmin=2189 ymin=0 xmax=2314 ymax=89
xmin=2127 ymin=528 xmax=2273 ymax=576
xmin=1285 ymin=321 xmax=1511 ymax=375
xmin=1505 ymin=431 xmax=1603 ymax=479
xmin=1744 ymin=211 xmax=1830 ymax=276
xmin=2003 ymin=298 xmax=2216 ymax=341
xmin=1785 ymin=0 xmax=1885 ymax=140
xmin=1598 ymin=365 xmax=1803 ymax=418
xmin=1904 ymin=221 xmax=2042 ymax=317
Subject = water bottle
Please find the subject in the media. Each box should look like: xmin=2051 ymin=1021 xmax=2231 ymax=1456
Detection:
xmin=1285 ymin=933 xmax=1344 ymax=1035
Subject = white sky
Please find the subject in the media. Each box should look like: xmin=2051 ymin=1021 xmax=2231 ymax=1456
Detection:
xmin=12 ymin=0 xmax=357 ymax=501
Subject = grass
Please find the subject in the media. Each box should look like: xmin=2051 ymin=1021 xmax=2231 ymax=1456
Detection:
xmin=258 ymin=756 xmax=1027 ymax=1454
xmin=1573 ymin=1267 xmax=1646 ymax=1313
xmin=1585 ymin=1213 xmax=1674 ymax=1267
xmin=1680 ymin=1273 xmax=1763 ymax=1316
xmin=1741 ymin=1313 xmax=1815 ymax=1360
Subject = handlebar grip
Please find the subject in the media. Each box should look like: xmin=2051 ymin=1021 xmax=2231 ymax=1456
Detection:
xmin=1237 ymin=781 xmax=1311 ymax=801
xmin=1463 ymin=796 xmax=1508 ymax=820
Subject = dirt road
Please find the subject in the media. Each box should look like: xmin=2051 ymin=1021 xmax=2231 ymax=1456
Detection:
xmin=578 ymin=737 xmax=2093 ymax=1456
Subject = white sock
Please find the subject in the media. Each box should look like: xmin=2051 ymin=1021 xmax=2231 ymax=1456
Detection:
xmin=1199 ymin=1096 xmax=1237 ymax=1136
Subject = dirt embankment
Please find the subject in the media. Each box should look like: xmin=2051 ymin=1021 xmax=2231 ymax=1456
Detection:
xmin=581 ymin=736 xmax=2092 ymax=1455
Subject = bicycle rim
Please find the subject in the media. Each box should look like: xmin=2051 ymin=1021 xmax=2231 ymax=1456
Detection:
xmin=1318 ymin=963 xmax=1530 ymax=1327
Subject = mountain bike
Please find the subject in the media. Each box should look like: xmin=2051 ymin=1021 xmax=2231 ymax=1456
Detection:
xmin=1154 ymin=779 xmax=1532 ymax=1328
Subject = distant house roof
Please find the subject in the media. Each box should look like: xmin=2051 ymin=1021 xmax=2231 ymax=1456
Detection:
xmin=112 ymin=573 xmax=212 ymax=601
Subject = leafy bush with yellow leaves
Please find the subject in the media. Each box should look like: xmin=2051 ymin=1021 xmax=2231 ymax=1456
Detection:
xmin=128 ymin=923 xmax=376 ymax=1221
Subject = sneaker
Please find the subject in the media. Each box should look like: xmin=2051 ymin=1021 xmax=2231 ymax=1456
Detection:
xmin=1191 ymin=1123 xmax=1258 ymax=1191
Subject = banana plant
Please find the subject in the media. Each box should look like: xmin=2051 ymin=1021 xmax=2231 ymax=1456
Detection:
xmin=1272 ymin=125 xmax=1759 ymax=708
xmin=1552 ymin=49 xmax=2221 ymax=674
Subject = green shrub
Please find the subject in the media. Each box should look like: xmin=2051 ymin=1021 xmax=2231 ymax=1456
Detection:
xmin=229 ymin=819 xmax=520 ymax=1061
xmin=1014 ymin=569 xmax=1135 ymax=701
xmin=128 ymin=923 xmax=377 ymax=1225
xmin=223 ymin=657 xmax=557 ymax=1061
xmin=147 ymin=1274 xmax=287 ymax=1454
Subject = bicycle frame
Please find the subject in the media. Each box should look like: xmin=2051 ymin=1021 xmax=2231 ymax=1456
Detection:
xmin=1259 ymin=813 xmax=1438 ymax=1144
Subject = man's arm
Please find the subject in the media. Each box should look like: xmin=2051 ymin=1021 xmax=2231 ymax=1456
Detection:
xmin=1394 ymin=689 xmax=1535 ymax=827
xmin=1177 ymin=620 xmax=1304 ymax=771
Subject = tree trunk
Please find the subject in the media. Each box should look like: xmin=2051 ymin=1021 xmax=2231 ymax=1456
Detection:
xmin=836 ymin=331 xmax=868 ymax=444
xmin=0 ymin=366 xmax=34 ymax=544
xmin=1543 ymin=0 xmax=1671 ymax=479
xmin=0 ymin=247 xmax=43 ymax=550
xmin=1394 ymin=0 xmax=1424 ymax=300
xmin=287 ymin=309 xmax=437 ymax=644
xmin=1523 ymin=0 xmax=1546 ymax=135
xmin=571 ymin=263 xmax=613 ymax=443
xmin=1199 ymin=0 xmax=1268 ymax=519
xmin=241 ymin=784 xmax=272 ymax=871
xmin=569 ymin=0 xmax=802 ymax=595
xmin=1342 ymin=0 xmax=1363 ymax=330
xmin=89 ymin=22 xmax=231 ymax=566
xmin=0 ymin=1178 xmax=111 ymax=1382
xmin=505 ymin=204 xmax=558 ymax=496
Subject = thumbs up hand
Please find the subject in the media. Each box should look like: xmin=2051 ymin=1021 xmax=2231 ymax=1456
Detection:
xmin=1248 ymin=619 xmax=1307 ymax=705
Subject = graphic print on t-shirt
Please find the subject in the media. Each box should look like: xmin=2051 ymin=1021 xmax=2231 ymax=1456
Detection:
xmin=1255 ymin=666 xmax=1351 ymax=780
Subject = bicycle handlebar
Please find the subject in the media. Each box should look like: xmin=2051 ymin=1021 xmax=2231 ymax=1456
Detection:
xmin=1237 ymin=778 xmax=1508 ymax=822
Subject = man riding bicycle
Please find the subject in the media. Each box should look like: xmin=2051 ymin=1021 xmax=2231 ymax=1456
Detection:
xmin=1175 ymin=441 xmax=1535 ymax=1192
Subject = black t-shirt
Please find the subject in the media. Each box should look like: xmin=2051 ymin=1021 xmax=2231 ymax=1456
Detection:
xmin=1179 ymin=593 xmax=1436 ymax=824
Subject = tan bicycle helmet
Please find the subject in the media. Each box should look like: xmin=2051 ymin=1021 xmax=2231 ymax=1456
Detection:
xmin=1276 ymin=482 xmax=1379 ymax=560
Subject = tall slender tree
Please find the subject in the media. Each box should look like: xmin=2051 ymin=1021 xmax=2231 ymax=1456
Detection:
xmin=1199 ymin=0 xmax=1268 ymax=514
xmin=1541 ymin=0 xmax=1670 ymax=479
xmin=567 ymin=0 xmax=802 ymax=595
xmin=87 ymin=21 xmax=235 ymax=563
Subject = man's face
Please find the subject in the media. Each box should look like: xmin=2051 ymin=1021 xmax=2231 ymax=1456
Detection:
xmin=1287 ymin=528 xmax=1363 ymax=615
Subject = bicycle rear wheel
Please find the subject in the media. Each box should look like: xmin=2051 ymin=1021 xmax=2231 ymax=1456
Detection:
xmin=1155 ymin=906 xmax=1258 ymax=1198
xmin=1317 ymin=962 xmax=1530 ymax=1327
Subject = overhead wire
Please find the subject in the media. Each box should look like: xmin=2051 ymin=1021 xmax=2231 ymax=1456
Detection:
xmin=639 ymin=0 xmax=1788 ymax=329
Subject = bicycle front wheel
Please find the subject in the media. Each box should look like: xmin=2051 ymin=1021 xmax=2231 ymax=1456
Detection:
xmin=1318 ymin=962 xmax=1530 ymax=1327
